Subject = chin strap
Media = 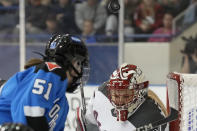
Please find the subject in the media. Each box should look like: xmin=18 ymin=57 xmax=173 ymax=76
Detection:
xmin=70 ymin=63 xmax=82 ymax=78
xmin=65 ymin=60 xmax=82 ymax=93
xmin=66 ymin=76 xmax=80 ymax=93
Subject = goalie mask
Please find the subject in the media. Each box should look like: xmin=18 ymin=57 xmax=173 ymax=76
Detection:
xmin=108 ymin=63 xmax=149 ymax=121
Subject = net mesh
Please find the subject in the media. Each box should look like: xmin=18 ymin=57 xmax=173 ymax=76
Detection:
xmin=167 ymin=73 xmax=197 ymax=131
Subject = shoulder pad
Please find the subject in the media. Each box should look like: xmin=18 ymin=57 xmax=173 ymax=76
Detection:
xmin=45 ymin=62 xmax=61 ymax=71
xmin=34 ymin=62 xmax=67 ymax=81
xmin=98 ymin=81 xmax=108 ymax=97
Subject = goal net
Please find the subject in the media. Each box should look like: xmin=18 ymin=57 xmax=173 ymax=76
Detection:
xmin=167 ymin=72 xmax=197 ymax=131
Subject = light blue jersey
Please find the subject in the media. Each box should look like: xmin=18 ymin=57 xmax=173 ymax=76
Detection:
xmin=0 ymin=62 xmax=69 ymax=131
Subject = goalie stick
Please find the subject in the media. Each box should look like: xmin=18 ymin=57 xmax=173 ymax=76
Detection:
xmin=135 ymin=107 xmax=178 ymax=131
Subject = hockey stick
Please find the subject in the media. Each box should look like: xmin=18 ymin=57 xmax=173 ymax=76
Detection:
xmin=79 ymin=79 xmax=87 ymax=123
xmin=135 ymin=107 xmax=178 ymax=131
xmin=79 ymin=64 xmax=90 ymax=116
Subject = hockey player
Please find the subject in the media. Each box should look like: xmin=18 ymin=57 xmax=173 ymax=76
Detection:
xmin=76 ymin=63 xmax=168 ymax=131
xmin=0 ymin=34 xmax=89 ymax=131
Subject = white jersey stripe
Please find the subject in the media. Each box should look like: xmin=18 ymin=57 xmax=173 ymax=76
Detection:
xmin=24 ymin=106 xmax=45 ymax=117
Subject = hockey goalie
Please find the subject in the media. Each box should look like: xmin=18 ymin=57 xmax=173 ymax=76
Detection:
xmin=76 ymin=63 xmax=170 ymax=131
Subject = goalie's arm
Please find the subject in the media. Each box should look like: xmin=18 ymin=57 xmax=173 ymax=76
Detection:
xmin=76 ymin=107 xmax=99 ymax=131
xmin=76 ymin=90 xmax=99 ymax=131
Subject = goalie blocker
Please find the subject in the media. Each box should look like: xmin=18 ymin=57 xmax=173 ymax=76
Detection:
xmin=76 ymin=63 xmax=170 ymax=131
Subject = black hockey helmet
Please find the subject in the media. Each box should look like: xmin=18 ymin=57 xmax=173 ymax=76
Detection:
xmin=45 ymin=34 xmax=89 ymax=72
xmin=0 ymin=123 xmax=34 ymax=131
xmin=45 ymin=34 xmax=89 ymax=92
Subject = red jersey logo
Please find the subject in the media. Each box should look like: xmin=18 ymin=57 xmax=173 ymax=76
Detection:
xmin=45 ymin=62 xmax=61 ymax=71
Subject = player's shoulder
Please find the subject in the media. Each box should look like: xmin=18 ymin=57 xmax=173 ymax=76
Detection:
xmin=34 ymin=62 xmax=67 ymax=80
xmin=98 ymin=81 xmax=108 ymax=97
xmin=34 ymin=62 xmax=61 ymax=73
xmin=89 ymin=82 xmax=109 ymax=100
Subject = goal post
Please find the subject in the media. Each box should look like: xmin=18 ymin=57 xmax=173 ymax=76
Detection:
xmin=166 ymin=72 xmax=197 ymax=131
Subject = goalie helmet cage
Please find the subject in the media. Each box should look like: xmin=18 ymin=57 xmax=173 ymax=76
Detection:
xmin=166 ymin=72 xmax=197 ymax=131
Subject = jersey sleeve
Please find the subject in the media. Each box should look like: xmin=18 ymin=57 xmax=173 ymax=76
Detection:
xmin=76 ymin=89 xmax=100 ymax=131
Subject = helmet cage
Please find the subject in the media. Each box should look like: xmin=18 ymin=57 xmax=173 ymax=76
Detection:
xmin=108 ymin=79 xmax=148 ymax=110
xmin=108 ymin=79 xmax=148 ymax=121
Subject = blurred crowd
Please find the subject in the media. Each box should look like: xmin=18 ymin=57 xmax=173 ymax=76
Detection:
xmin=0 ymin=0 xmax=197 ymax=43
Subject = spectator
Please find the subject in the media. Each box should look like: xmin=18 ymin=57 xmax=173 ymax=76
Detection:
xmin=41 ymin=0 xmax=53 ymax=6
xmin=104 ymin=0 xmax=118 ymax=37
xmin=183 ymin=0 xmax=197 ymax=27
xmin=105 ymin=13 xmax=118 ymax=37
xmin=105 ymin=0 xmax=139 ymax=42
xmin=134 ymin=0 xmax=165 ymax=42
xmin=41 ymin=0 xmax=56 ymax=12
xmin=25 ymin=0 xmax=49 ymax=34
xmin=181 ymin=36 xmax=197 ymax=73
xmin=148 ymin=12 xmax=173 ymax=42
xmin=81 ymin=20 xmax=97 ymax=43
xmin=11 ymin=0 xmax=49 ymax=42
xmin=44 ymin=14 xmax=61 ymax=35
xmin=0 ymin=0 xmax=18 ymax=36
xmin=52 ymin=0 xmax=79 ymax=34
xmin=124 ymin=0 xmax=139 ymax=42
xmin=75 ymin=0 xmax=107 ymax=35
xmin=159 ymin=0 xmax=190 ymax=17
